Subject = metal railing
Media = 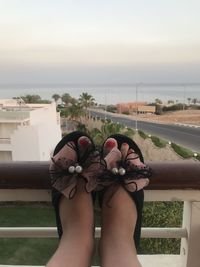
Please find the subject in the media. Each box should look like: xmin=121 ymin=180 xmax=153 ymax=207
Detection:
xmin=0 ymin=161 xmax=200 ymax=267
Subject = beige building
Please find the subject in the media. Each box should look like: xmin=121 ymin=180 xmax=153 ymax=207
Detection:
xmin=0 ymin=99 xmax=61 ymax=161
xmin=117 ymin=102 xmax=156 ymax=114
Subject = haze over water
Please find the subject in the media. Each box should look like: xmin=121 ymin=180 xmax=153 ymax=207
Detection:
xmin=0 ymin=84 xmax=200 ymax=105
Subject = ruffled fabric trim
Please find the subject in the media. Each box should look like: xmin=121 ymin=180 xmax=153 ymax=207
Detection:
xmin=49 ymin=143 xmax=98 ymax=199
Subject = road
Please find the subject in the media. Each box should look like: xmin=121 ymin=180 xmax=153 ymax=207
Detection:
xmin=91 ymin=110 xmax=200 ymax=153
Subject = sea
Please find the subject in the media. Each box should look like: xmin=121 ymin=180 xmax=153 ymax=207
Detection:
xmin=0 ymin=84 xmax=200 ymax=105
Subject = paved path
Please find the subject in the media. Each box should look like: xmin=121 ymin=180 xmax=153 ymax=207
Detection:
xmin=91 ymin=110 xmax=200 ymax=153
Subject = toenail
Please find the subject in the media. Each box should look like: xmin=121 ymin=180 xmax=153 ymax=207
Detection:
xmin=122 ymin=143 xmax=128 ymax=146
xmin=105 ymin=139 xmax=116 ymax=147
xmin=78 ymin=137 xmax=89 ymax=146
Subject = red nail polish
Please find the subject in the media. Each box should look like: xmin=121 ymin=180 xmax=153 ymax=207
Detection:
xmin=122 ymin=143 xmax=129 ymax=147
xmin=105 ymin=139 xmax=116 ymax=148
xmin=79 ymin=137 xmax=89 ymax=146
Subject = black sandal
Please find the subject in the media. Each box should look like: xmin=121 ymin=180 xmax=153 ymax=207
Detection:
xmin=50 ymin=131 xmax=97 ymax=238
xmin=97 ymin=134 xmax=152 ymax=250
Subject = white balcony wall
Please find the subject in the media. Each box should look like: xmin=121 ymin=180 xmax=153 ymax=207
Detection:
xmin=11 ymin=126 xmax=40 ymax=161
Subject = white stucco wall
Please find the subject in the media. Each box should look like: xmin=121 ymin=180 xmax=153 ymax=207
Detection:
xmin=0 ymin=101 xmax=62 ymax=161
xmin=0 ymin=123 xmax=19 ymax=138
xmin=37 ymin=123 xmax=62 ymax=160
xmin=28 ymin=102 xmax=62 ymax=160
xmin=11 ymin=125 xmax=40 ymax=161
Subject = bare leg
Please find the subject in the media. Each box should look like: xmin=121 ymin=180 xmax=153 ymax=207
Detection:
xmin=46 ymin=179 xmax=94 ymax=267
xmin=100 ymin=186 xmax=142 ymax=267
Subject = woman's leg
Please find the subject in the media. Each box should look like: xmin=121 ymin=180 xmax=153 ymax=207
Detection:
xmin=46 ymin=182 xmax=94 ymax=267
xmin=99 ymin=139 xmax=144 ymax=267
xmin=47 ymin=134 xmax=95 ymax=267
xmin=100 ymin=187 xmax=142 ymax=267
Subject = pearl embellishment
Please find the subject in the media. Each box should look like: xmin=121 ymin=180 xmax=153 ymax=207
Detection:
xmin=118 ymin=167 xmax=126 ymax=176
xmin=75 ymin=165 xmax=83 ymax=173
xmin=68 ymin=166 xmax=75 ymax=173
xmin=112 ymin=167 xmax=119 ymax=175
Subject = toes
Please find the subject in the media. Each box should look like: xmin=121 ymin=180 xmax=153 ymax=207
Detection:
xmin=78 ymin=136 xmax=91 ymax=147
xmin=125 ymin=178 xmax=149 ymax=192
xmin=53 ymin=141 xmax=77 ymax=162
xmin=78 ymin=136 xmax=92 ymax=158
xmin=104 ymin=147 xmax=121 ymax=170
xmin=126 ymin=148 xmax=145 ymax=167
xmin=103 ymin=138 xmax=117 ymax=157
xmin=121 ymin=143 xmax=129 ymax=160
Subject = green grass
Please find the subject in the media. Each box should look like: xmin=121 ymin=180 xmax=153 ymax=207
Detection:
xmin=150 ymin=135 xmax=167 ymax=148
xmin=0 ymin=203 xmax=58 ymax=265
xmin=0 ymin=202 xmax=183 ymax=265
xmin=1 ymin=238 xmax=58 ymax=265
xmin=139 ymin=202 xmax=183 ymax=254
xmin=0 ymin=203 xmax=56 ymax=227
xmin=171 ymin=143 xmax=194 ymax=159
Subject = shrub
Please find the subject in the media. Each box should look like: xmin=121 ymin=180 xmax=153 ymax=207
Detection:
xmin=196 ymin=153 xmax=200 ymax=161
xmin=171 ymin=143 xmax=194 ymax=158
xmin=122 ymin=110 xmax=130 ymax=115
xmin=138 ymin=130 xmax=147 ymax=139
xmin=106 ymin=105 xmax=117 ymax=113
xmin=163 ymin=104 xmax=187 ymax=112
xmin=151 ymin=135 xmax=167 ymax=148
xmin=155 ymin=104 xmax=164 ymax=115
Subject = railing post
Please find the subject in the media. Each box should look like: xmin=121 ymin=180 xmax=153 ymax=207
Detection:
xmin=181 ymin=201 xmax=200 ymax=267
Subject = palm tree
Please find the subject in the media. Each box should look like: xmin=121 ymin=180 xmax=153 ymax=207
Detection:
xmin=61 ymin=93 xmax=73 ymax=106
xmin=52 ymin=94 xmax=60 ymax=105
xmin=187 ymin=98 xmax=191 ymax=106
xmin=67 ymin=103 xmax=84 ymax=122
xmin=90 ymin=122 xmax=134 ymax=146
xmin=155 ymin=98 xmax=162 ymax=104
xmin=167 ymin=100 xmax=174 ymax=105
xmin=192 ymin=98 xmax=197 ymax=105
xmin=21 ymin=94 xmax=41 ymax=103
xmin=78 ymin=92 xmax=95 ymax=119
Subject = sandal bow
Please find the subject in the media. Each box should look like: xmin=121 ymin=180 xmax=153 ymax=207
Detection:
xmin=49 ymin=135 xmax=96 ymax=199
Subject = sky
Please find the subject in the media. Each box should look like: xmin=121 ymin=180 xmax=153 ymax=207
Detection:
xmin=0 ymin=0 xmax=200 ymax=85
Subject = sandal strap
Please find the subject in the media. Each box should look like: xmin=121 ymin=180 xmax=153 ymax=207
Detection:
xmin=125 ymin=150 xmax=140 ymax=161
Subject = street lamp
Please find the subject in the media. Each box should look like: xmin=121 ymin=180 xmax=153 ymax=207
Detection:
xmin=104 ymin=88 xmax=107 ymax=120
xmin=135 ymin=84 xmax=138 ymax=130
xmin=182 ymin=84 xmax=186 ymax=110
xmin=135 ymin=83 xmax=142 ymax=130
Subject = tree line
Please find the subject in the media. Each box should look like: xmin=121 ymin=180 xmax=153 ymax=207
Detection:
xmin=13 ymin=92 xmax=96 ymax=121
